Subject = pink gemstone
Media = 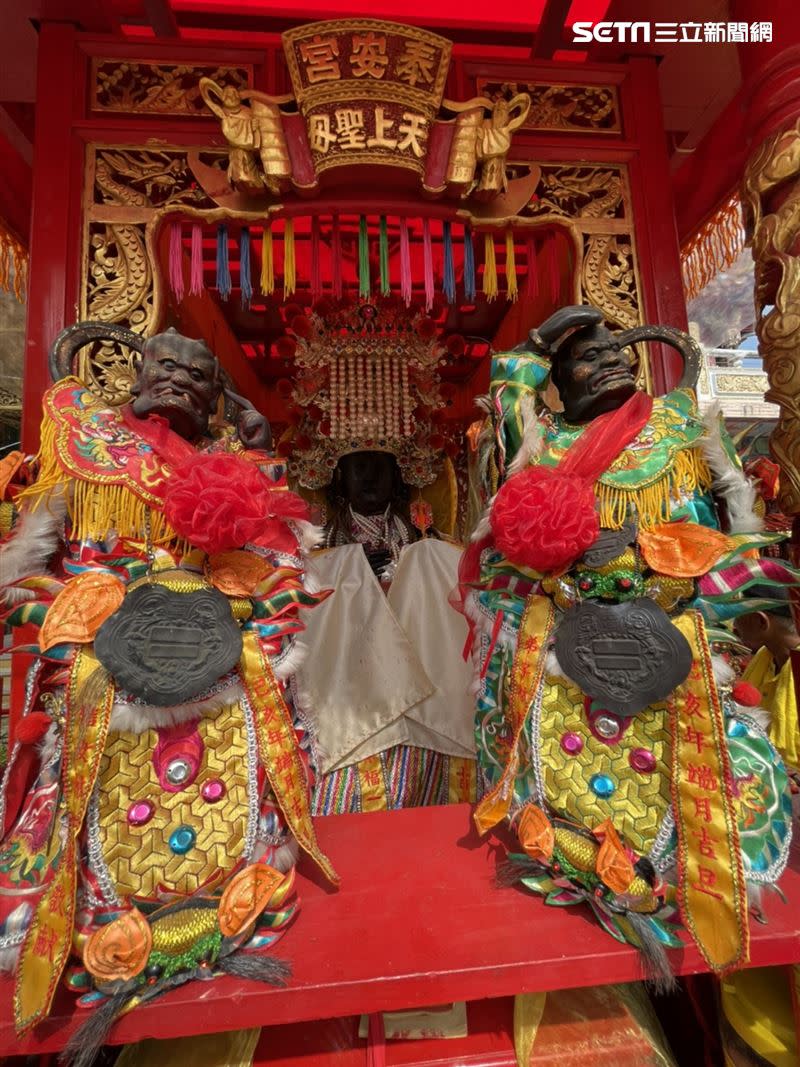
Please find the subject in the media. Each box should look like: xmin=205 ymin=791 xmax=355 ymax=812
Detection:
xmin=561 ymin=732 xmax=583 ymax=756
xmin=127 ymin=800 xmax=155 ymax=826
xmin=629 ymin=748 xmax=656 ymax=773
xmin=201 ymin=779 xmax=226 ymax=803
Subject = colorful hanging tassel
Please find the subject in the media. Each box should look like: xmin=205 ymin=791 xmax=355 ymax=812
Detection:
xmin=358 ymin=216 xmax=370 ymax=299
xmin=399 ymin=218 xmax=412 ymax=307
xmin=216 ymin=224 xmax=232 ymax=301
xmin=525 ymin=235 xmax=538 ymax=299
xmin=505 ymin=229 xmax=518 ymax=302
xmin=283 ymin=218 xmax=296 ymax=298
xmin=442 ymin=220 xmax=456 ymax=304
xmin=240 ymin=227 xmax=252 ymax=308
xmin=463 ymin=226 xmax=476 ymax=302
xmin=331 ymin=215 xmax=343 ymax=300
xmin=483 ymin=232 xmax=498 ymax=302
xmin=379 ymin=216 xmax=390 ymax=297
xmin=260 ymin=226 xmax=274 ymax=296
xmin=422 ymin=218 xmax=435 ymax=312
xmin=548 ymin=231 xmax=560 ymax=303
xmin=168 ymin=221 xmax=185 ymax=304
xmin=190 ymin=223 xmax=204 ymax=297
xmin=310 ymin=216 xmax=323 ymax=301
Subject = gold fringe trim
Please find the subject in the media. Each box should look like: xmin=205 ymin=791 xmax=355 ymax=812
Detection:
xmin=20 ymin=417 xmax=176 ymax=544
xmin=597 ymin=447 xmax=712 ymax=530
xmin=680 ymin=192 xmax=744 ymax=302
xmin=0 ymin=217 xmax=27 ymax=302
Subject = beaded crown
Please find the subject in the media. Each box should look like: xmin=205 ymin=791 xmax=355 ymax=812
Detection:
xmin=286 ymin=302 xmax=447 ymax=489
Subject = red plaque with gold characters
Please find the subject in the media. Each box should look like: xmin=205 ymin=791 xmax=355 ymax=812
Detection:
xmin=282 ymin=19 xmax=452 ymax=177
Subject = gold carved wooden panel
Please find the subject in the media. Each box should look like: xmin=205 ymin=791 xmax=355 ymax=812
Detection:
xmin=91 ymin=60 xmax=252 ymax=116
xmin=475 ymin=80 xmax=621 ymax=134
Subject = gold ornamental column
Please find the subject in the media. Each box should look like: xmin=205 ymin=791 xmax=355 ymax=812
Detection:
xmin=738 ymin=3 xmax=800 ymax=518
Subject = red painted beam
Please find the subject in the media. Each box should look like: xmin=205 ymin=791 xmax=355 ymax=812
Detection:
xmin=143 ymin=0 xmax=180 ymax=37
xmin=22 ymin=23 xmax=83 ymax=452
xmin=531 ymin=0 xmax=572 ymax=59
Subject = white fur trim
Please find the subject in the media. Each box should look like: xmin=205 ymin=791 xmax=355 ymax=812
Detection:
xmin=0 ymin=492 xmax=67 ymax=596
xmin=109 ymin=680 xmax=243 ymax=734
xmin=711 ymin=655 xmax=735 ymax=689
xmin=273 ymin=839 xmax=299 ymax=874
xmin=507 ymin=400 xmax=545 ymax=476
xmin=290 ymin=519 xmax=325 ymax=556
xmin=272 ymin=638 xmax=306 ymax=681
xmin=701 ymin=405 xmax=762 ymax=533
xmin=36 ymin=723 xmax=60 ymax=767
xmin=0 ymin=945 xmax=20 ymax=974
xmin=545 ymin=649 xmax=569 ymax=680
xmin=733 ymin=702 xmax=771 ymax=730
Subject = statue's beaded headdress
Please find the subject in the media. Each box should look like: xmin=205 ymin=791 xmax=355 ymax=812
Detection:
xmin=285 ymin=302 xmax=447 ymax=489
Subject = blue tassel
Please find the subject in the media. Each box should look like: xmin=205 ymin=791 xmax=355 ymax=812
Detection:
xmin=442 ymin=220 xmax=456 ymax=303
xmin=216 ymin=224 xmax=231 ymax=300
xmin=463 ymin=226 xmax=476 ymax=301
xmin=240 ymin=227 xmax=252 ymax=308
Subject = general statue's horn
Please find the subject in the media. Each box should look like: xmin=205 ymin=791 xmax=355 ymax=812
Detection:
xmin=49 ymin=321 xmax=145 ymax=383
xmin=615 ymin=325 xmax=702 ymax=391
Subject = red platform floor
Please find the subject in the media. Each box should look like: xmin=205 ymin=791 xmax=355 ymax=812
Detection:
xmin=1 ymin=803 xmax=798 ymax=1057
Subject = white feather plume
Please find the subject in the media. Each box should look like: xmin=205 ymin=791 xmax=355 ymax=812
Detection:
xmin=701 ymin=404 xmax=762 ymax=533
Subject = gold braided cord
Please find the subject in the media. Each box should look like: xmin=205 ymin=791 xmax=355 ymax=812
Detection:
xmin=680 ymin=192 xmax=744 ymax=302
xmin=0 ymin=217 xmax=27 ymax=302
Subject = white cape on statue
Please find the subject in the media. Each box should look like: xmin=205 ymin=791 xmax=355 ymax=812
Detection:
xmin=296 ymin=538 xmax=476 ymax=774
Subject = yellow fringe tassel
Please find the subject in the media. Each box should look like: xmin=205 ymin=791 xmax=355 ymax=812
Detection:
xmin=260 ymin=226 xmax=274 ymax=296
xmin=483 ymin=232 xmax=498 ymax=302
xmin=0 ymin=218 xmax=27 ymax=302
xmin=597 ymin=447 xmax=712 ymax=530
xmin=680 ymin=192 xmax=744 ymax=302
xmin=20 ymin=417 xmax=177 ymax=545
xmin=505 ymin=229 xmax=518 ymax=301
xmin=283 ymin=218 xmax=296 ymax=299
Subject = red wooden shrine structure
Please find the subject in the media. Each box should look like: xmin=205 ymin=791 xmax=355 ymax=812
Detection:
xmin=3 ymin=0 xmax=800 ymax=1062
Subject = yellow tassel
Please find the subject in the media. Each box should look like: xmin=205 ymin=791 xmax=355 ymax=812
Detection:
xmin=260 ymin=227 xmax=274 ymax=296
xmin=505 ymin=229 xmax=518 ymax=301
xmin=283 ymin=218 xmax=296 ymax=298
xmin=596 ymin=446 xmax=712 ymax=530
xmin=513 ymin=992 xmax=547 ymax=1066
xmin=483 ymin=232 xmax=498 ymax=301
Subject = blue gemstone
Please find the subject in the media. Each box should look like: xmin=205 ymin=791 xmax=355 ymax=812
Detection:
xmin=168 ymin=825 xmax=196 ymax=855
xmin=727 ymin=720 xmax=747 ymax=738
xmin=589 ymin=773 xmax=615 ymax=798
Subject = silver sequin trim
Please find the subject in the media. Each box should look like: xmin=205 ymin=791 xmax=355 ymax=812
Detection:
xmin=240 ymin=690 xmax=261 ymax=863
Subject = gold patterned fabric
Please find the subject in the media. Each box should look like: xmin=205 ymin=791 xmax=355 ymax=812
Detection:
xmin=97 ymin=703 xmax=250 ymax=898
xmin=540 ymin=675 xmax=672 ymax=856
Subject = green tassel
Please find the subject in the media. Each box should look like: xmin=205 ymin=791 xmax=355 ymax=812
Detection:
xmin=359 ymin=216 xmax=370 ymax=299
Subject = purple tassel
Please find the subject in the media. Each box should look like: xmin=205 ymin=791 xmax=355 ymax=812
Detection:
xmin=463 ymin=226 xmax=476 ymax=302
xmin=168 ymin=221 xmax=184 ymax=303
xmin=399 ymin=218 xmax=412 ymax=307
